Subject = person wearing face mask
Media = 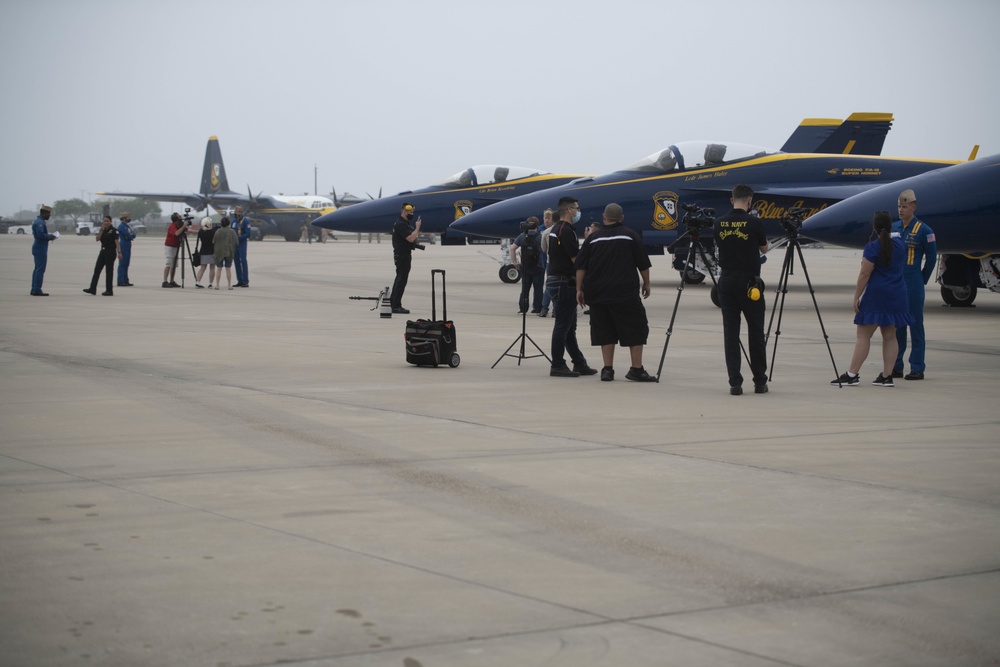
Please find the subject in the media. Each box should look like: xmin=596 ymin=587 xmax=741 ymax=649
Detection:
xmin=545 ymin=196 xmax=597 ymax=378
xmin=390 ymin=202 xmax=422 ymax=314
xmin=116 ymin=211 xmax=136 ymax=287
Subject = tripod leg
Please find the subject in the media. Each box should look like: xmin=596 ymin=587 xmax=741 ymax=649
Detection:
xmin=655 ymin=240 xmax=699 ymax=382
xmin=792 ymin=241 xmax=840 ymax=380
xmin=766 ymin=244 xmax=795 ymax=380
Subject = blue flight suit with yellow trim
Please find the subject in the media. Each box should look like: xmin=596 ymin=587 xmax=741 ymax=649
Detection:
xmin=31 ymin=215 xmax=54 ymax=294
xmin=233 ymin=215 xmax=251 ymax=286
xmin=116 ymin=219 xmax=136 ymax=286
xmin=892 ymin=216 xmax=936 ymax=374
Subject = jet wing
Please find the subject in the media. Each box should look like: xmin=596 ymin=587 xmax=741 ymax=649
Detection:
xmin=96 ymin=190 xmax=252 ymax=212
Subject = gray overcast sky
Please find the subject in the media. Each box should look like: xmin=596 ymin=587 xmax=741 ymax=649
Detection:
xmin=1 ymin=0 xmax=998 ymax=217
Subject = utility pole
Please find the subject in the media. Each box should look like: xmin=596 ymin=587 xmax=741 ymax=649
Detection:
xmin=314 ymin=164 xmax=318 ymax=196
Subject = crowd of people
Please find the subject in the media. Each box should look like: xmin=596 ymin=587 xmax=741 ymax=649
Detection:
xmin=28 ymin=184 xmax=936 ymax=392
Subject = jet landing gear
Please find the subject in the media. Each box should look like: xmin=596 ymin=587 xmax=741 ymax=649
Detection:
xmin=941 ymin=284 xmax=977 ymax=307
xmin=499 ymin=264 xmax=521 ymax=283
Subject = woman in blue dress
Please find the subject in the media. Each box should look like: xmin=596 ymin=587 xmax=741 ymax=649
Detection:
xmin=832 ymin=211 xmax=914 ymax=387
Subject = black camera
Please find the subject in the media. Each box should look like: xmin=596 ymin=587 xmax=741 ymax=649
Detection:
xmin=414 ymin=243 xmax=426 ymax=251
xmin=181 ymin=207 xmax=194 ymax=224
xmin=681 ymin=202 xmax=716 ymax=230
xmin=781 ymin=207 xmax=807 ymax=233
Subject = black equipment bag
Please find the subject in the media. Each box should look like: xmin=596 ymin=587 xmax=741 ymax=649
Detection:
xmin=405 ymin=269 xmax=460 ymax=368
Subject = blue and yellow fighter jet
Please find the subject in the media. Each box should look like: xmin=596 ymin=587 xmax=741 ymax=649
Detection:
xmin=311 ymin=164 xmax=589 ymax=245
xmin=449 ymin=141 xmax=961 ymax=267
xmin=801 ymin=152 xmax=1000 ymax=307
xmin=312 ymin=113 xmax=895 ymax=246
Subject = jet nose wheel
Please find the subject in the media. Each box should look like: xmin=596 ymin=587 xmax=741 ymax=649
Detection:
xmin=682 ymin=268 xmax=706 ymax=285
xmin=941 ymin=284 xmax=977 ymax=307
xmin=500 ymin=264 xmax=521 ymax=284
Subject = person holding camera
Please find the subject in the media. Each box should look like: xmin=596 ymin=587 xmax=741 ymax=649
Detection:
xmin=116 ymin=211 xmax=136 ymax=287
xmin=575 ymin=203 xmax=654 ymax=382
xmin=714 ymin=184 xmax=769 ymax=395
xmin=83 ymin=215 xmax=121 ymax=296
xmin=546 ymin=196 xmax=597 ymax=378
xmin=390 ymin=202 xmax=422 ymax=314
xmin=162 ymin=212 xmax=190 ymax=288
xmin=510 ymin=216 xmax=544 ymax=314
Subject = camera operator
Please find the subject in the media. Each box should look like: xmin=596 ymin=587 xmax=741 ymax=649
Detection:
xmin=390 ymin=202 xmax=423 ymax=314
xmin=713 ymin=184 xmax=769 ymax=395
xmin=162 ymin=212 xmax=191 ymax=288
xmin=510 ymin=216 xmax=543 ymax=314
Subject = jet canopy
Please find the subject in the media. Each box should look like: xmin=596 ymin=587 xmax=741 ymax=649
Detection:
xmin=626 ymin=141 xmax=778 ymax=174
xmin=438 ymin=165 xmax=548 ymax=188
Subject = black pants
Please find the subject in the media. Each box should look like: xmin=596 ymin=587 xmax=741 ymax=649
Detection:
xmin=89 ymin=250 xmax=116 ymax=294
xmin=390 ymin=253 xmax=412 ymax=309
xmin=718 ymin=273 xmax=767 ymax=388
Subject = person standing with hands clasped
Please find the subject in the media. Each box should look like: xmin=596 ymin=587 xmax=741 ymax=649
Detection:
xmin=390 ymin=202 xmax=422 ymax=314
xmin=83 ymin=215 xmax=121 ymax=296
xmin=546 ymin=196 xmax=597 ymax=377
xmin=575 ymin=203 xmax=654 ymax=382
xmin=892 ymin=189 xmax=936 ymax=380
xmin=714 ymin=184 xmax=769 ymax=395
xmin=832 ymin=211 xmax=914 ymax=387
xmin=232 ymin=206 xmax=252 ymax=287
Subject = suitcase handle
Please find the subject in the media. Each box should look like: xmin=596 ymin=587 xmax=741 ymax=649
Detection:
xmin=432 ymin=269 xmax=446 ymax=321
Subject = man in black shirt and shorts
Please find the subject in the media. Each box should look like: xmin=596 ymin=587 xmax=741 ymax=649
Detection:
xmin=575 ymin=203 xmax=655 ymax=382
xmin=714 ymin=184 xmax=770 ymax=395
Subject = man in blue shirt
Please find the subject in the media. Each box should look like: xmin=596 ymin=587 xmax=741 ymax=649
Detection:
xmin=31 ymin=204 xmax=57 ymax=296
xmin=892 ymin=189 xmax=936 ymax=380
xmin=116 ymin=211 xmax=137 ymax=287
xmin=232 ymin=206 xmax=252 ymax=287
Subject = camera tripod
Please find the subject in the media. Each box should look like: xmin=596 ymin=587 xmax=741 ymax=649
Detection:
xmin=492 ymin=304 xmax=551 ymax=368
xmin=655 ymin=225 xmax=749 ymax=381
xmin=764 ymin=225 xmax=839 ymax=382
xmin=168 ymin=224 xmax=198 ymax=288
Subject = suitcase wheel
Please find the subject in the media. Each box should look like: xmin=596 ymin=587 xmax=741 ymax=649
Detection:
xmin=448 ymin=352 xmax=461 ymax=368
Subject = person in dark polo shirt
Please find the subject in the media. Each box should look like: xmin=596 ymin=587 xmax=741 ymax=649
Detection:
xmin=545 ymin=196 xmax=597 ymax=377
xmin=714 ymin=184 xmax=770 ymax=395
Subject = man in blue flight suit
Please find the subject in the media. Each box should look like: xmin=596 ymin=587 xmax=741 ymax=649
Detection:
xmin=232 ymin=206 xmax=251 ymax=287
xmin=116 ymin=211 xmax=136 ymax=287
xmin=31 ymin=204 xmax=57 ymax=296
xmin=892 ymin=188 xmax=936 ymax=380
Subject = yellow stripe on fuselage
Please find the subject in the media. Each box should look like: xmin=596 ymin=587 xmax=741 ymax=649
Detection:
xmin=568 ymin=154 xmax=962 ymax=191
xmin=412 ymin=174 xmax=591 ymax=198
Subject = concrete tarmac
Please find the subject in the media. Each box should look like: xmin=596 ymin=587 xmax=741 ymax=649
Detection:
xmin=1 ymin=233 xmax=998 ymax=667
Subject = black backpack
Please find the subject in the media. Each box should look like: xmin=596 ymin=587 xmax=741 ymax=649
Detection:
xmin=521 ymin=231 xmax=540 ymax=269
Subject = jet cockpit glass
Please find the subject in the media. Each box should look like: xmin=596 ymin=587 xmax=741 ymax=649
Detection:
xmin=626 ymin=141 xmax=777 ymax=173
xmin=439 ymin=165 xmax=548 ymax=187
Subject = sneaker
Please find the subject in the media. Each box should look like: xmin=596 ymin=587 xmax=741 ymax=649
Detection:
xmin=195 ymin=283 xmax=204 ymax=289
xmin=891 ymin=369 xmax=904 ymax=378
xmin=538 ymin=309 xmax=548 ymax=318
xmin=550 ymin=366 xmax=581 ymax=378
xmin=904 ymin=371 xmax=924 ymax=381
xmin=754 ymin=383 xmax=769 ymax=394
xmin=831 ymin=372 xmax=860 ymax=386
xmin=392 ymin=307 xmax=410 ymax=314
xmin=625 ymin=366 xmax=656 ymax=382
xmin=162 ymin=282 xmax=171 ymax=288
xmin=573 ymin=364 xmax=598 ymax=376
xmin=169 ymin=281 xmax=180 ymax=288
xmin=228 ymin=286 xmax=234 ymax=290
xmin=873 ymin=373 xmax=895 ymax=387
xmin=600 ymin=366 xmax=614 ymax=382
xmin=730 ymin=386 xmax=743 ymax=395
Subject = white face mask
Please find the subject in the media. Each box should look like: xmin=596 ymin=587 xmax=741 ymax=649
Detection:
xmin=572 ymin=211 xmax=581 ymax=224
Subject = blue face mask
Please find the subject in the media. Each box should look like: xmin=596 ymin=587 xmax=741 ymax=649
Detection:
xmin=572 ymin=211 xmax=581 ymax=224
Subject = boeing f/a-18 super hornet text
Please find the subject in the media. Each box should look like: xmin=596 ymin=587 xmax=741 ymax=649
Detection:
xmin=801 ymin=152 xmax=1000 ymax=307
xmin=98 ymin=136 xmax=336 ymax=241
xmin=450 ymin=125 xmax=960 ymax=273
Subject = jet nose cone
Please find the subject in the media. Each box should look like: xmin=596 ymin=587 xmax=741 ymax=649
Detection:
xmin=801 ymin=195 xmax=880 ymax=248
xmin=451 ymin=196 xmax=541 ymax=239
xmin=313 ymin=200 xmax=389 ymax=232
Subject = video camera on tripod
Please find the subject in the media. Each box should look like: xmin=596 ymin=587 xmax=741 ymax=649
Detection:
xmin=780 ymin=206 xmax=807 ymax=235
xmin=680 ymin=202 xmax=716 ymax=230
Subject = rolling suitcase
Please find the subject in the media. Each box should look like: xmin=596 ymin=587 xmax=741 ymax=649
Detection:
xmin=405 ymin=269 xmax=460 ymax=368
